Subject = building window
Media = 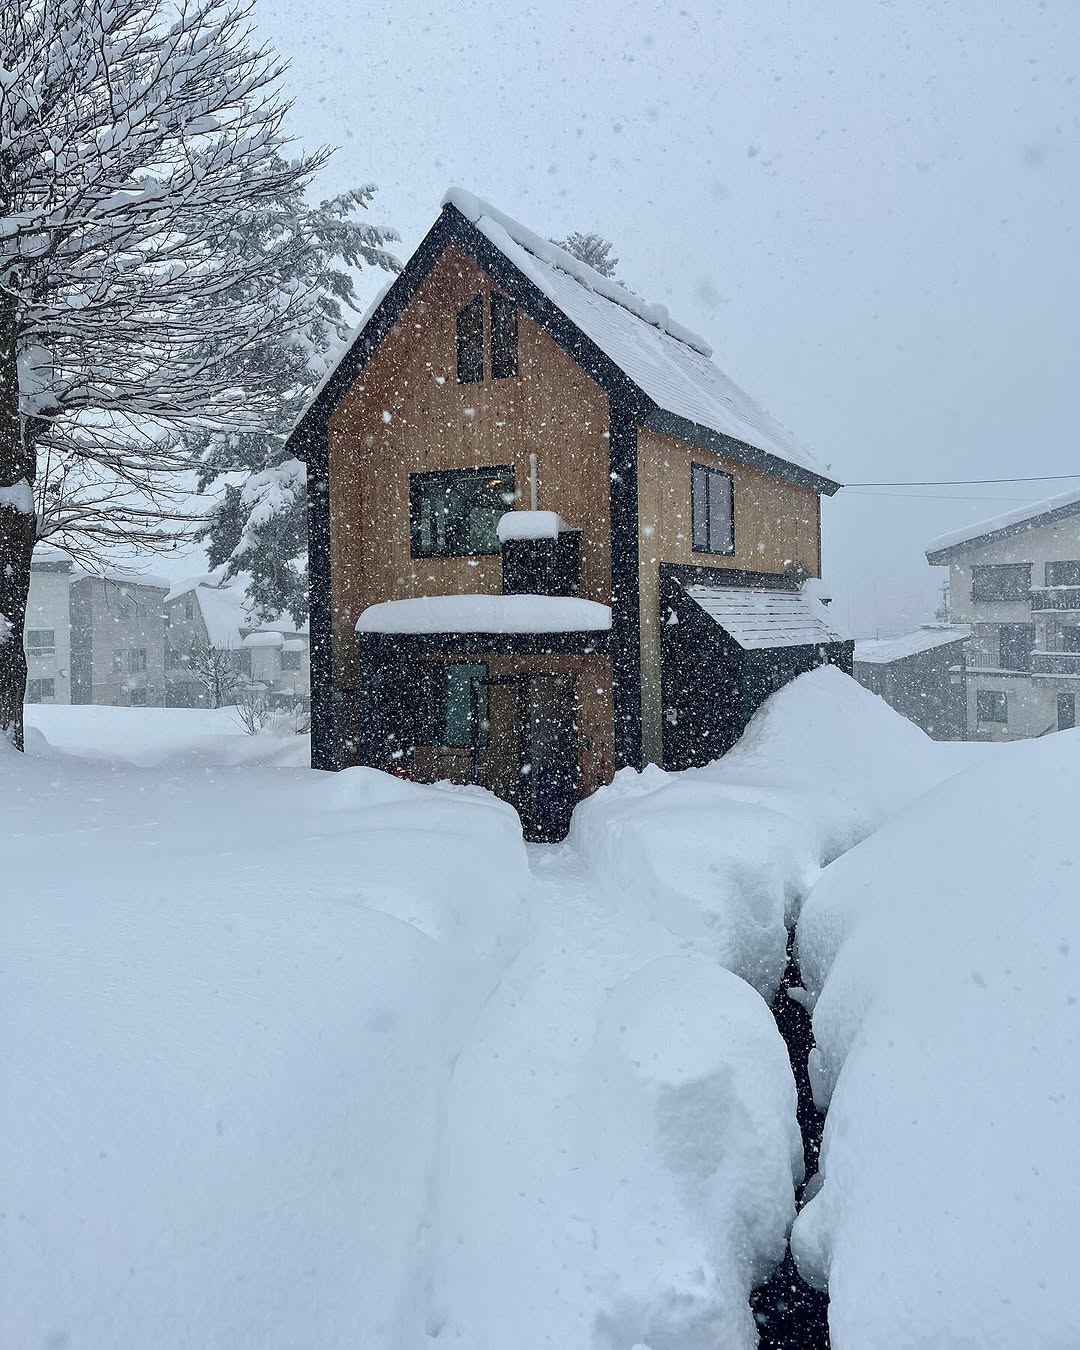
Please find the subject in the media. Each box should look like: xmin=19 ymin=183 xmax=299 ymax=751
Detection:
xmin=111 ymin=648 xmax=125 ymax=674
xmin=128 ymin=648 xmax=147 ymax=674
xmin=1060 ymin=625 xmax=1080 ymax=653
xmin=691 ymin=463 xmax=735 ymax=555
xmin=1058 ymin=693 xmax=1076 ymax=731
xmin=27 ymin=629 xmax=55 ymax=657
xmin=410 ymin=466 xmax=515 ymax=557
xmin=976 ymin=689 xmax=1008 ymax=724
xmin=281 ymin=649 xmax=303 ymax=671
xmin=184 ymin=596 xmax=194 ymax=621
xmin=27 ymin=678 xmax=55 ymax=704
xmin=445 ymin=663 xmax=489 ymax=748
xmin=129 ymin=687 xmax=147 ymax=707
xmin=997 ymin=624 xmax=1034 ymax=671
xmin=971 ymin=563 xmax=1031 ymax=602
xmin=1045 ymin=560 xmax=1080 ymax=587
xmin=490 ymin=292 xmax=519 ymax=379
xmin=456 ymin=295 xmax=484 ymax=384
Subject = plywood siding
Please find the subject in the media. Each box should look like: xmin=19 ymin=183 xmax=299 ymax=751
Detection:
xmin=327 ymin=247 xmax=611 ymax=695
xmin=636 ymin=427 xmax=822 ymax=763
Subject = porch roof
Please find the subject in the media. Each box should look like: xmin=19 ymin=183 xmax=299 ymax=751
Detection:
xmin=684 ymin=582 xmax=847 ymax=650
xmin=356 ymin=593 xmax=612 ymax=635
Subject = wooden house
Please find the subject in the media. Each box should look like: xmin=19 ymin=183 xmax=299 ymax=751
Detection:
xmin=288 ymin=190 xmax=852 ymax=839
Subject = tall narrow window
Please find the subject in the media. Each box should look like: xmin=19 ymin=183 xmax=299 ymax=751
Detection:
xmin=456 ymin=295 xmax=484 ymax=383
xmin=691 ymin=463 xmax=735 ymax=555
xmin=490 ymin=292 xmax=519 ymax=379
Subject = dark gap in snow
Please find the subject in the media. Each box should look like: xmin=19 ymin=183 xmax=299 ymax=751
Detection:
xmin=749 ymin=934 xmax=830 ymax=1348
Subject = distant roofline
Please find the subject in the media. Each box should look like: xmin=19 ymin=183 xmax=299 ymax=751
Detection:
xmin=925 ymin=486 xmax=1080 ymax=562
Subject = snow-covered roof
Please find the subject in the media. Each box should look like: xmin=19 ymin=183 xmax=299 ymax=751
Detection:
xmin=685 ymin=582 xmax=848 ymax=650
xmin=444 ymin=190 xmax=828 ymax=483
xmin=925 ymin=485 xmax=1080 ymax=559
xmin=854 ymin=625 xmax=971 ymax=665
xmin=356 ymin=594 xmax=612 ymax=635
xmin=242 ymin=630 xmax=285 ymax=649
xmin=166 ymin=575 xmax=252 ymax=647
xmin=71 ymin=566 xmax=168 ymax=589
xmin=496 ymin=510 xmax=570 ymax=543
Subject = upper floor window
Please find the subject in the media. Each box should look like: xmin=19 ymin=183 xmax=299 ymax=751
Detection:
xmin=455 ymin=293 xmax=519 ymax=383
xmin=184 ymin=596 xmax=195 ymax=621
xmin=997 ymin=624 xmax=1034 ymax=672
xmin=27 ymin=629 xmax=55 ymax=657
xmin=490 ymin=292 xmax=519 ymax=379
xmin=971 ymin=563 xmax=1031 ymax=602
xmin=410 ymin=466 xmax=515 ymax=558
xmin=1045 ymin=560 xmax=1080 ymax=587
xmin=456 ymin=295 xmax=484 ymax=383
xmin=691 ymin=463 xmax=735 ymax=555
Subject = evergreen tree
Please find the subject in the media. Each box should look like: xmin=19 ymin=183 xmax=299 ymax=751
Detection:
xmin=551 ymin=231 xmax=620 ymax=279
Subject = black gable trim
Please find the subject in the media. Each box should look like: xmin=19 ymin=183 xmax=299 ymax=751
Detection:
xmin=925 ymin=496 xmax=1080 ymax=564
xmin=660 ymin=562 xmax=800 ymax=593
xmin=641 ymin=408 xmax=840 ymax=496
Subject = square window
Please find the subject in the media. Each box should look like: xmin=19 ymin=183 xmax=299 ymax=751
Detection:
xmin=129 ymin=687 xmax=147 ymax=707
xmin=27 ymin=629 xmax=55 ymax=657
xmin=997 ymin=624 xmax=1034 ymax=671
xmin=27 ymin=678 xmax=55 ymax=704
xmin=1045 ymin=560 xmax=1080 ymax=587
xmin=971 ymin=564 xmax=1031 ymax=602
xmin=1060 ymin=626 xmax=1080 ymax=653
xmin=691 ymin=463 xmax=735 ymax=555
xmin=976 ymin=689 xmax=1008 ymax=723
xmin=410 ymin=466 xmax=515 ymax=558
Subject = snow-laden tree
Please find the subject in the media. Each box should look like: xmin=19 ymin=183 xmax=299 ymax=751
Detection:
xmin=551 ymin=231 xmax=620 ymax=279
xmin=194 ymin=175 xmax=399 ymax=627
xmin=0 ymin=0 xmax=389 ymax=746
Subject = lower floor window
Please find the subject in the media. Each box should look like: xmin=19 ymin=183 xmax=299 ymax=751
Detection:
xmin=27 ymin=678 xmax=55 ymax=703
xmin=976 ymin=689 xmax=1008 ymax=723
xmin=445 ymin=663 xmax=489 ymax=747
xmin=129 ymin=687 xmax=147 ymax=707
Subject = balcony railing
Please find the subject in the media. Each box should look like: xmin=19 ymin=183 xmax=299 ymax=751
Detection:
xmin=1032 ymin=651 xmax=1080 ymax=677
xmin=1030 ymin=586 xmax=1080 ymax=612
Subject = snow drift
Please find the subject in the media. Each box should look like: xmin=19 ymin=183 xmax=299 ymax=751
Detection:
xmin=792 ymin=730 xmax=1080 ymax=1348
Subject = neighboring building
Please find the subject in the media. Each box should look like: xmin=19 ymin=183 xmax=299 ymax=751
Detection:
xmin=926 ymin=487 xmax=1080 ymax=741
xmin=164 ymin=575 xmax=309 ymax=709
xmin=854 ymin=625 xmax=970 ymax=739
xmin=69 ymin=571 xmax=169 ymax=706
xmin=288 ymin=190 xmax=852 ymax=839
xmin=25 ymin=546 xmax=75 ymax=705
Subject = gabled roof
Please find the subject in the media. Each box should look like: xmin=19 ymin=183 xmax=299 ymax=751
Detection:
xmin=684 ymin=581 xmax=848 ymax=650
xmin=854 ymin=625 xmax=971 ymax=665
xmin=925 ymin=485 xmax=1080 ymax=562
xmin=288 ymin=189 xmax=839 ymax=496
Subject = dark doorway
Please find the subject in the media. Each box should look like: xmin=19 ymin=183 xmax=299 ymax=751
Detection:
xmin=1058 ymin=693 xmax=1075 ymax=731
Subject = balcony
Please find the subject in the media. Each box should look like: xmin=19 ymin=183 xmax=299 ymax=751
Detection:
xmin=1032 ymin=651 xmax=1080 ymax=678
xmin=1030 ymin=586 xmax=1080 ymax=612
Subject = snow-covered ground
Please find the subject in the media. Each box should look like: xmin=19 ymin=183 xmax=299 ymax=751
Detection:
xmin=5 ymin=683 xmax=1076 ymax=1348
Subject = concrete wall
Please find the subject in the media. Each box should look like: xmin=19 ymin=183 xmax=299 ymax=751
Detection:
xmin=70 ymin=578 xmax=167 ymax=706
xmin=25 ymin=566 xmax=73 ymax=704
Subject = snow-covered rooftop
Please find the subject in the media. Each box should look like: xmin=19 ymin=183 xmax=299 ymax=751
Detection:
xmin=925 ymin=484 xmax=1080 ymax=558
xmin=496 ymin=510 xmax=570 ymax=543
xmin=854 ymin=625 xmax=971 ymax=665
xmin=356 ymin=593 xmax=612 ymax=635
xmin=71 ymin=566 xmax=168 ymax=589
xmin=686 ymin=583 xmax=847 ymax=650
xmin=444 ymin=189 xmax=828 ymax=482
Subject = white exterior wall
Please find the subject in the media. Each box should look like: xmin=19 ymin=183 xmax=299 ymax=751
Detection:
xmin=25 ymin=568 xmax=72 ymax=704
xmin=939 ymin=513 xmax=1080 ymax=741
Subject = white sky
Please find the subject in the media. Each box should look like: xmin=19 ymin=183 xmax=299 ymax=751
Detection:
xmin=161 ymin=0 xmax=1080 ymax=636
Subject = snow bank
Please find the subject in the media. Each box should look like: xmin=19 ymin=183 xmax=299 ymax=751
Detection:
xmin=573 ymin=666 xmax=964 ymax=997
xmin=792 ymin=730 xmax=1080 ymax=1347
xmin=1 ymin=748 xmax=528 ymax=1350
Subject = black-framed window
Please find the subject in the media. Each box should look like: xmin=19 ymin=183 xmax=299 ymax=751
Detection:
xmin=1060 ymin=625 xmax=1080 ymax=653
xmin=490 ymin=292 xmax=519 ymax=379
xmin=1058 ymin=693 xmax=1076 ymax=730
xmin=27 ymin=678 xmax=55 ymax=703
xmin=997 ymin=624 xmax=1034 ymax=671
xmin=128 ymin=648 xmax=147 ymax=674
xmin=445 ymin=663 xmax=489 ymax=748
xmin=971 ymin=563 xmax=1031 ymax=602
xmin=27 ymin=629 xmax=55 ymax=657
xmin=1046 ymin=560 xmax=1080 ymax=587
xmin=410 ymin=466 xmax=515 ymax=557
xmin=691 ymin=463 xmax=735 ymax=555
xmin=976 ymin=689 xmax=1008 ymax=723
xmin=456 ymin=295 xmax=484 ymax=383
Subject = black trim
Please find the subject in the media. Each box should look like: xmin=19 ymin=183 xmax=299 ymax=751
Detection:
xmin=643 ymin=407 xmax=841 ymax=496
xmin=609 ymin=395 xmax=644 ymax=770
xmin=660 ymin=561 xmax=798 ymax=592
xmin=298 ymin=417 xmax=338 ymax=770
xmin=690 ymin=461 xmax=735 ymax=556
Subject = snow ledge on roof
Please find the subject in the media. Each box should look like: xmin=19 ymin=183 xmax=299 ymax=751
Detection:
xmin=356 ymin=594 xmax=612 ymax=635
xmin=442 ymin=187 xmax=714 ymax=357
xmin=926 ymin=485 xmax=1080 ymax=556
xmin=496 ymin=510 xmax=570 ymax=543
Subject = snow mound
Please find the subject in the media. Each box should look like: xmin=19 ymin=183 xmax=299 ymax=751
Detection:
xmin=584 ymin=957 xmax=803 ymax=1350
xmin=573 ymin=667 xmax=965 ymax=997
xmin=792 ymin=730 xmax=1080 ymax=1347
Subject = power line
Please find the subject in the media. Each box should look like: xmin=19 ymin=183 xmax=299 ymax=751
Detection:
xmin=843 ymin=473 xmax=1080 ymax=488
xmin=844 ymin=489 xmax=1034 ymax=502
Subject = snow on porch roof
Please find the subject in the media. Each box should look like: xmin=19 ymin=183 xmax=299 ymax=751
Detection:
xmin=356 ymin=594 xmax=612 ymax=635
xmin=854 ymin=625 xmax=971 ymax=665
xmin=444 ymin=188 xmax=832 ymax=485
xmin=685 ymin=583 xmax=847 ymax=650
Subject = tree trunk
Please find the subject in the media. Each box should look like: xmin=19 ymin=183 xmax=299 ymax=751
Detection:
xmin=0 ymin=306 xmax=37 ymax=751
